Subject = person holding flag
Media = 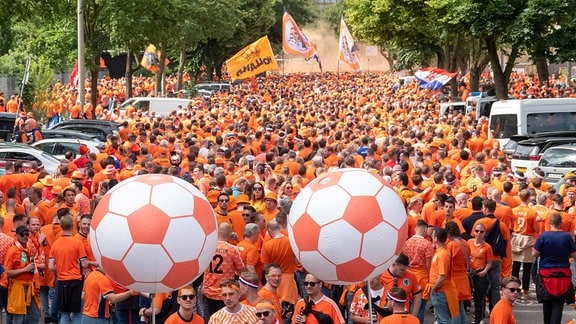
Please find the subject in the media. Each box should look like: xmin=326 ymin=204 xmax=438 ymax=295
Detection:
xmin=339 ymin=17 xmax=361 ymax=71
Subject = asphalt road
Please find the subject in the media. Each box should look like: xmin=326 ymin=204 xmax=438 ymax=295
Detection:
xmin=422 ymin=290 xmax=576 ymax=323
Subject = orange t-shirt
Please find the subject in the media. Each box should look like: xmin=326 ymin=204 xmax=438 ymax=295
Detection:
xmin=49 ymin=235 xmax=87 ymax=280
xmin=260 ymin=236 xmax=297 ymax=274
xmin=82 ymin=270 xmax=116 ymax=318
xmin=428 ymin=246 xmax=451 ymax=291
xmin=468 ymin=240 xmax=493 ymax=271
xmin=164 ymin=312 xmax=204 ymax=324
xmin=489 ymin=298 xmax=516 ymax=324
xmin=4 ymin=242 xmax=34 ymax=282
xmin=237 ymin=239 xmax=262 ymax=276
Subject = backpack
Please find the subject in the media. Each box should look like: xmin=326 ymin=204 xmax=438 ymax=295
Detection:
xmin=484 ymin=218 xmax=506 ymax=258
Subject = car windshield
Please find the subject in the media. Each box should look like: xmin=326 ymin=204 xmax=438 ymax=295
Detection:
xmin=540 ymin=148 xmax=576 ymax=168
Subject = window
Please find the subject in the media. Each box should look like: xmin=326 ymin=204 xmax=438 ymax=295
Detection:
xmin=490 ymin=114 xmax=517 ymax=139
xmin=540 ymin=148 xmax=576 ymax=168
xmin=527 ymin=111 xmax=576 ymax=134
xmin=53 ymin=143 xmax=79 ymax=156
xmin=35 ymin=142 xmax=56 ymax=155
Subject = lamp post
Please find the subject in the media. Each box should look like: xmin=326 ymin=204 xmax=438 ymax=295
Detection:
xmin=77 ymin=0 xmax=85 ymax=108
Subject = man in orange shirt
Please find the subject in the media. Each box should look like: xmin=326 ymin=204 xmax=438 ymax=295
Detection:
xmin=164 ymin=286 xmax=204 ymax=324
xmin=4 ymin=225 xmax=40 ymax=323
xmin=489 ymin=276 xmax=520 ymax=324
xmin=48 ymin=210 xmax=88 ymax=324
xmin=202 ymin=223 xmax=244 ymax=322
xmin=262 ymin=192 xmax=279 ymax=222
xmin=237 ymin=223 xmax=262 ymax=275
xmin=511 ymin=189 xmax=538 ymax=295
xmin=81 ymin=265 xmax=133 ymax=322
xmin=260 ymin=220 xmax=299 ymax=310
xmin=424 ymin=228 xmax=459 ymax=323
xmin=257 ymin=263 xmax=284 ymax=322
xmin=291 ymin=273 xmax=345 ymax=324
xmin=380 ymin=253 xmax=422 ymax=319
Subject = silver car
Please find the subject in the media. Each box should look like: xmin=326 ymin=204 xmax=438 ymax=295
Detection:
xmin=538 ymin=143 xmax=576 ymax=185
xmin=0 ymin=142 xmax=60 ymax=176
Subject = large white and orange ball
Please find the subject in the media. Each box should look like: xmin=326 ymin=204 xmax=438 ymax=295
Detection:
xmin=90 ymin=174 xmax=218 ymax=293
xmin=288 ymin=168 xmax=408 ymax=285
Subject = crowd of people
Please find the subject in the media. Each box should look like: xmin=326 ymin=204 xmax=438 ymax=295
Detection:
xmin=0 ymin=70 xmax=576 ymax=324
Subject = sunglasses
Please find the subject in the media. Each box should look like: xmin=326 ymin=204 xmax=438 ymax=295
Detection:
xmin=253 ymin=187 xmax=263 ymax=191
xmin=256 ymin=311 xmax=270 ymax=318
xmin=506 ymin=287 xmax=521 ymax=293
xmin=304 ymin=281 xmax=320 ymax=287
xmin=219 ymin=199 xmax=229 ymax=203
xmin=475 ymin=230 xmax=485 ymax=233
xmin=180 ymin=294 xmax=195 ymax=300
xmin=19 ymin=232 xmax=29 ymax=237
xmin=242 ymin=213 xmax=251 ymax=217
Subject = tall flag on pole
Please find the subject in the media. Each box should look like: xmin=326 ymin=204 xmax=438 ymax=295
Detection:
xmin=70 ymin=59 xmax=79 ymax=88
xmin=282 ymin=11 xmax=322 ymax=71
xmin=141 ymin=44 xmax=170 ymax=73
xmin=226 ymin=36 xmax=278 ymax=81
xmin=338 ymin=17 xmax=361 ymax=71
xmin=415 ymin=67 xmax=458 ymax=91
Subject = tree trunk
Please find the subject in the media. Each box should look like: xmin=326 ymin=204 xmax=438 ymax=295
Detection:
xmin=125 ymin=50 xmax=133 ymax=100
xmin=177 ymin=49 xmax=186 ymax=91
xmin=156 ymin=43 xmax=167 ymax=96
xmin=469 ymin=66 xmax=481 ymax=92
xmin=534 ymin=56 xmax=549 ymax=86
xmin=89 ymin=55 xmax=99 ymax=115
xmin=380 ymin=50 xmax=394 ymax=71
xmin=485 ymin=37 xmax=520 ymax=100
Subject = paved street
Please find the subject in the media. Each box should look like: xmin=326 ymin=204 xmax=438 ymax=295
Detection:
xmin=422 ymin=290 xmax=576 ymax=323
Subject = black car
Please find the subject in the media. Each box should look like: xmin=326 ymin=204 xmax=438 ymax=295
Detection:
xmin=41 ymin=129 xmax=103 ymax=142
xmin=49 ymin=119 xmax=120 ymax=142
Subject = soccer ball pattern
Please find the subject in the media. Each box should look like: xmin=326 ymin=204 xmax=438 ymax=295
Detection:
xmin=288 ymin=168 xmax=408 ymax=284
xmin=91 ymin=174 xmax=218 ymax=293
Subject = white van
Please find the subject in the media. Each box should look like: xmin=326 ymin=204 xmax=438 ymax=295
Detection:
xmin=466 ymin=92 xmax=497 ymax=119
xmin=489 ymin=98 xmax=576 ymax=146
xmin=120 ymin=97 xmax=194 ymax=117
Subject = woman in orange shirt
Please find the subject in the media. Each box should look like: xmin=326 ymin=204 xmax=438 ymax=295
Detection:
xmin=468 ymin=223 xmax=493 ymax=324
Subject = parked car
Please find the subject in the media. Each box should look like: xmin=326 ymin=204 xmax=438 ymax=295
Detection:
xmin=0 ymin=112 xmax=17 ymax=142
xmin=0 ymin=142 xmax=60 ymax=176
xmin=32 ymin=138 xmax=103 ymax=160
xmin=538 ymin=143 xmax=576 ymax=185
xmin=509 ymin=131 xmax=576 ymax=175
xmin=41 ymin=129 xmax=102 ymax=142
xmin=48 ymin=119 xmax=120 ymax=142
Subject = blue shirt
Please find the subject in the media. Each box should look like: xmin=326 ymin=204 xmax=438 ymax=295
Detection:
xmin=534 ymin=231 xmax=576 ymax=269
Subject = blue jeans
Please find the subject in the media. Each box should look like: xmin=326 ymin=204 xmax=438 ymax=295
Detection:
xmin=452 ymin=301 xmax=466 ymax=324
xmin=60 ymin=312 xmax=82 ymax=324
xmin=415 ymin=298 xmax=427 ymax=323
xmin=80 ymin=315 xmax=108 ymax=324
xmin=487 ymin=260 xmax=502 ymax=311
xmin=40 ymin=286 xmax=56 ymax=320
xmin=7 ymin=298 xmax=40 ymax=324
xmin=430 ymin=292 xmax=451 ymax=324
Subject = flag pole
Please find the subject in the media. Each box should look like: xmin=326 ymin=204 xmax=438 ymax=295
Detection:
xmin=77 ymin=0 xmax=85 ymax=108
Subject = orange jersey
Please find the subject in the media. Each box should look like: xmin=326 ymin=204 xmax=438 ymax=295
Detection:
xmin=49 ymin=235 xmax=87 ymax=280
xmin=511 ymin=205 xmax=538 ymax=235
xmin=202 ymin=240 xmax=244 ymax=300
xmin=164 ymin=312 xmax=204 ymax=324
xmin=82 ymin=270 xmax=116 ymax=319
